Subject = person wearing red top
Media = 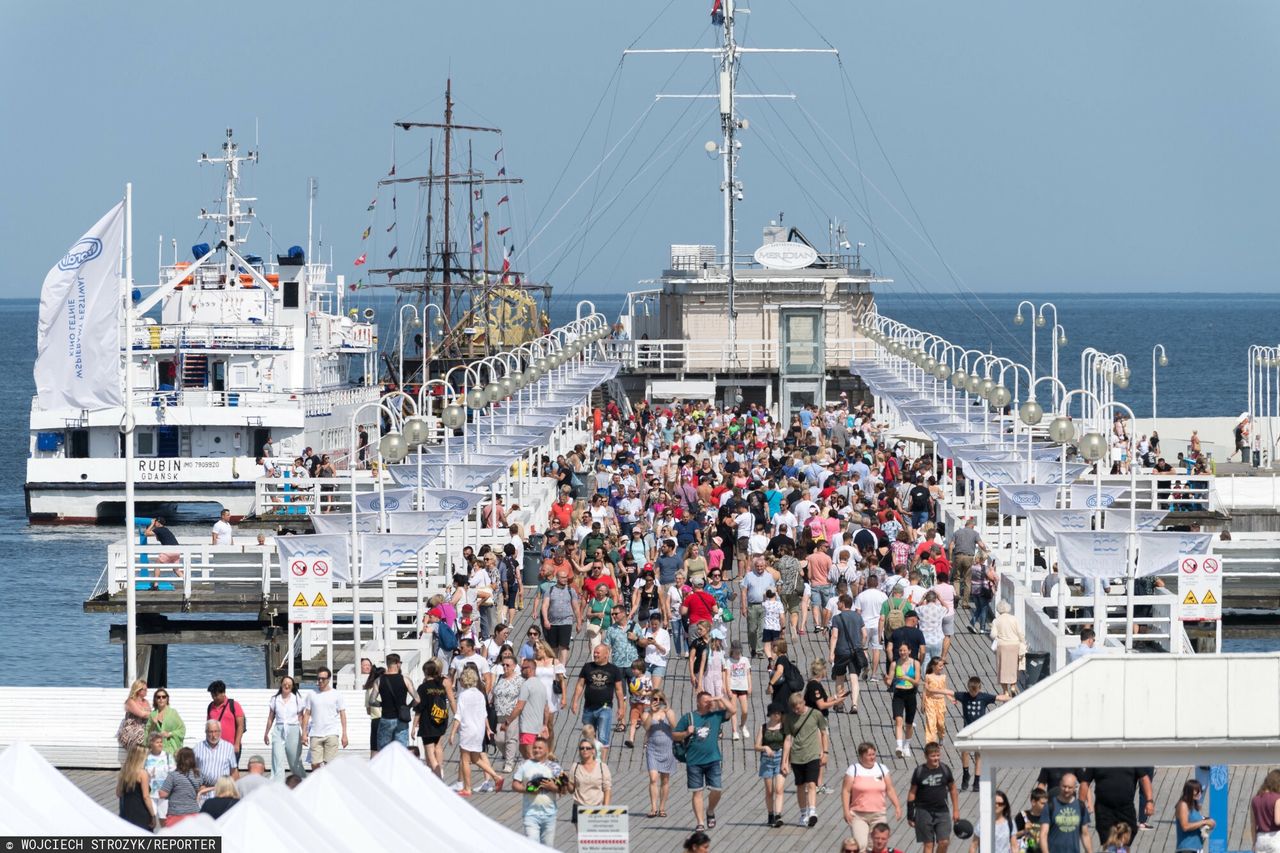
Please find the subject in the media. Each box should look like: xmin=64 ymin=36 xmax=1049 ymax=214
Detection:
xmin=549 ymin=495 xmax=573 ymax=530
xmin=682 ymin=578 xmax=719 ymax=625
xmin=583 ymin=567 xmax=619 ymax=602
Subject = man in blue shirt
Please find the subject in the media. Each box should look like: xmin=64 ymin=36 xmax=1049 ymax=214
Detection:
xmin=675 ymin=691 xmax=734 ymax=832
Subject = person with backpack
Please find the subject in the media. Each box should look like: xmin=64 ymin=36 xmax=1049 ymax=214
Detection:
xmin=673 ymin=690 xmax=735 ymax=833
xmin=413 ymin=659 xmax=454 ymax=778
xmin=829 ymin=594 xmax=868 ymax=714
xmin=968 ymin=559 xmax=998 ymax=635
xmin=205 ymin=680 xmax=245 ymax=762
xmin=767 ymin=637 xmax=805 ymax=711
xmin=878 ymin=586 xmax=912 ymax=680
xmin=775 ymin=542 xmax=805 ymax=639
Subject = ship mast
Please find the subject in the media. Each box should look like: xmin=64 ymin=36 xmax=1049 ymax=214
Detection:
xmin=198 ymin=128 xmax=259 ymax=281
xmin=721 ymin=2 xmax=740 ymax=344
xmin=442 ymin=79 xmax=454 ymax=322
xmin=624 ymin=1 xmax=836 ymax=346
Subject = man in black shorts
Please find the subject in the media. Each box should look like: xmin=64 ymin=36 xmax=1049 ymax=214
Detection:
xmin=828 ymin=594 xmax=867 ymax=713
xmin=540 ymin=569 xmax=582 ymax=665
xmin=782 ymin=691 xmax=830 ymax=828
xmin=908 ymin=742 xmax=960 ymax=853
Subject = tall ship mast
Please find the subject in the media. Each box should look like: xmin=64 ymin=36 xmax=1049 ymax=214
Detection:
xmin=357 ymin=80 xmax=552 ymax=387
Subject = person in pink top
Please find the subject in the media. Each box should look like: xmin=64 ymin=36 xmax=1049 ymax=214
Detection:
xmin=842 ymin=741 xmax=903 ymax=850
xmin=807 ymin=541 xmax=835 ymax=632
xmin=929 ymin=573 xmax=958 ymax=662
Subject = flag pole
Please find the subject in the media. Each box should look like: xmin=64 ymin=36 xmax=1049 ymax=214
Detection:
xmin=124 ymin=182 xmax=138 ymax=687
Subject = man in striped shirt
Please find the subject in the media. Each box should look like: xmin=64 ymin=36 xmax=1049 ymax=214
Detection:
xmin=194 ymin=720 xmax=239 ymax=789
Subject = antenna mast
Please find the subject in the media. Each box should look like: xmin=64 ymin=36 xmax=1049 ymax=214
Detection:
xmin=721 ymin=1 xmax=740 ymax=344
xmin=624 ymin=2 xmax=836 ymax=347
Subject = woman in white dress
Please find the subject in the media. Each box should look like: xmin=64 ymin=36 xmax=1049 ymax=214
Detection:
xmin=449 ymin=666 xmax=503 ymax=797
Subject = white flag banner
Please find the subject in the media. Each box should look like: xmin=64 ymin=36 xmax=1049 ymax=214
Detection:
xmin=997 ymin=484 xmax=1062 ymax=517
xmin=1070 ymin=484 xmax=1129 ymax=510
xmin=311 ymin=513 xmax=380 ymax=535
xmin=388 ymin=512 xmax=458 ymax=536
xmin=354 ymin=487 xmax=416 ymax=513
xmin=1055 ymin=531 xmax=1130 ymax=579
xmin=1031 ymin=446 xmax=1063 ymax=461
xmin=415 ymin=450 xmax=514 ymax=468
xmin=1102 ymin=509 xmax=1168 ymax=533
xmin=35 ymin=201 xmax=126 ymax=411
xmin=360 ymin=534 xmax=430 ymax=583
xmin=277 ymin=534 xmax=352 ymax=583
xmin=962 ymin=459 xmax=1026 ymax=486
xmin=1135 ymin=532 xmax=1214 ymax=577
xmin=1035 ymin=462 xmax=1090 ymax=486
xmin=389 ymin=463 xmax=505 ymax=491
xmin=413 ymin=488 xmax=488 ymax=515
xmin=1025 ymin=508 xmax=1094 ymax=547
xmin=936 ymin=432 xmax=990 ymax=458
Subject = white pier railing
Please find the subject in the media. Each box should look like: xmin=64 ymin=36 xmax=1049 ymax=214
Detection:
xmin=604 ymin=337 xmax=877 ymax=374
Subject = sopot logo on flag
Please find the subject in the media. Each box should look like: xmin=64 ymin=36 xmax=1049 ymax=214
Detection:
xmin=58 ymin=238 xmax=104 ymax=271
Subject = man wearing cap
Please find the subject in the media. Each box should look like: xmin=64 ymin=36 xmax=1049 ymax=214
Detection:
xmin=617 ymin=488 xmax=642 ymax=539
xmin=886 ymin=611 xmax=928 ymax=686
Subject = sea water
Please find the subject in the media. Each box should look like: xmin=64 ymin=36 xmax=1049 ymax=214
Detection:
xmin=1 ymin=293 xmax=1275 ymax=687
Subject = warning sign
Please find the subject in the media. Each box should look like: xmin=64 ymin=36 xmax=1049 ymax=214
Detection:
xmin=1178 ymin=551 xmax=1223 ymax=622
xmin=577 ymin=806 xmax=629 ymax=853
xmin=287 ymin=556 xmax=334 ymax=625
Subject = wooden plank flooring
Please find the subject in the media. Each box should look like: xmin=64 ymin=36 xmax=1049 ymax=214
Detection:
xmin=64 ymin=596 xmax=1270 ymax=852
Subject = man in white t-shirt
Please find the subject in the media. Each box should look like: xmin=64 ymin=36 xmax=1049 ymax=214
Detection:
xmin=211 ymin=509 xmax=234 ymax=545
xmin=793 ymin=497 xmax=817 ymax=527
xmin=853 ymin=584 xmax=889 ymax=676
xmin=449 ymin=637 xmax=490 ymax=679
xmin=639 ymin=611 xmax=671 ymax=690
xmin=773 ymin=503 xmax=798 ymax=536
xmin=301 ymin=666 xmax=348 ymax=767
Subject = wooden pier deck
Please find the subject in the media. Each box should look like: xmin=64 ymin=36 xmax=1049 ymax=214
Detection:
xmin=64 ymin=598 xmax=1270 ymax=851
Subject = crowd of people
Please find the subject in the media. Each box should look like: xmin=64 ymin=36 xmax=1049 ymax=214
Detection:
xmin=111 ymin=395 xmax=1280 ymax=853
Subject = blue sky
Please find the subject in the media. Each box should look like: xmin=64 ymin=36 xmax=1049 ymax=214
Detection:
xmin=3 ymin=1 xmax=1278 ymax=300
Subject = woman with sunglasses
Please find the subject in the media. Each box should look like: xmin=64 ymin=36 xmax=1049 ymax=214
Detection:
xmin=264 ymin=675 xmax=307 ymax=780
xmin=490 ymin=654 xmax=525 ymax=774
xmin=1175 ymin=779 xmax=1215 ymax=853
xmin=567 ymin=739 xmax=613 ymax=825
xmin=969 ymin=791 xmax=1014 ymax=853
xmin=147 ymin=689 xmax=185 ymax=755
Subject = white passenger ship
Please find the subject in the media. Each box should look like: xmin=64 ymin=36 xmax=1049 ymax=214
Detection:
xmin=25 ymin=130 xmax=379 ymax=523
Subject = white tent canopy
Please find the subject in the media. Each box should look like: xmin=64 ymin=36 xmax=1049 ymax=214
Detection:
xmin=0 ymin=742 xmax=146 ymax=836
xmin=0 ymin=741 xmax=548 ymax=852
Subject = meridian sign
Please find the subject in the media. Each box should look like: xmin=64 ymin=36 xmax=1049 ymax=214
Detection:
xmin=753 ymin=241 xmax=817 ymax=270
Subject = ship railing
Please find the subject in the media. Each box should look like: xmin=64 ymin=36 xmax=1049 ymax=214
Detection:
xmin=253 ymin=475 xmax=378 ymax=518
xmin=301 ymin=386 xmax=383 ymax=417
xmin=129 ymin=388 xmax=301 ymax=409
xmin=100 ymin=542 xmax=278 ymax=599
xmin=132 ymin=323 xmax=293 ymax=351
xmin=955 ymin=473 xmax=1217 ymax=520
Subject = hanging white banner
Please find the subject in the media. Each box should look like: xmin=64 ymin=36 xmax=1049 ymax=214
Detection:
xmin=387 ymin=512 xmax=458 ymax=536
xmin=389 ymin=463 xmax=505 ymax=491
xmin=1135 ymin=532 xmax=1215 ymax=577
xmin=414 ymin=450 xmax=515 ymax=469
xmin=277 ymin=534 xmax=352 ymax=584
xmin=412 ymin=488 xmax=488 ymax=515
xmin=35 ymin=200 xmax=125 ymax=412
xmin=360 ymin=534 xmax=431 ymax=583
xmin=997 ymin=484 xmax=1062 ymax=517
xmin=961 ymin=459 xmax=1025 ymax=486
xmin=1070 ymin=484 xmax=1130 ymax=510
xmin=1055 ymin=531 xmax=1130 ymax=579
xmin=1102 ymin=509 xmax=1168 ymax=533
xmin=1025 ymin=508 xmax=1094 ymax=547
xmin=311 ymin=513 xmax=380 ymax=535
xmin=1034 ymin=462 xmax=1090 ymax=486
xmin=354 ymin=487 xmax=416 ymax=513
